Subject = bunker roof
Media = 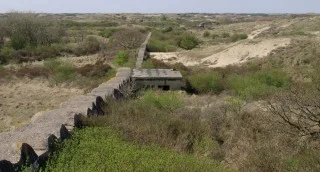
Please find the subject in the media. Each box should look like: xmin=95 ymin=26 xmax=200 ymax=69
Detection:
xmin=132 ymin=69 xmax=182 ymax=79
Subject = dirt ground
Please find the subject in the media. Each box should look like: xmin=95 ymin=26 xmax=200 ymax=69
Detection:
xmin=0 ymin=77 xmax=84 ymax=132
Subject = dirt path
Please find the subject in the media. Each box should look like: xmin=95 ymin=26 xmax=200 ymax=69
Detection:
xmin=248 ymin=25 xmax=271 ymax=39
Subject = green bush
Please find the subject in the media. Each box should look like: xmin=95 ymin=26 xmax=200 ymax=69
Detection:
xmin=203 ymin=31 xmax=211 ymax=38
xmin=137 ymin=90 xmax=184 ymax=111
xmin=45 ymin=127 xmax=224 ymax=172
xmin=44 ymin=59 xmax=76 ymax=83
xmin=231 ymin=33 xmax=248 ymax=42
xmin=188 ymin=71 xmax=224 ymax=94
xmin=226 ymin=68 xmax=291 ymax=100
xmin=99 ymin=28 xmax=117 ymax=38
xmin=113 ymin=50 xmax=129 ymax=66
xmin=147 ymin=39 xmax=177 ymax=52
xmin=163 ymin=26 xmax=173 ymax=33
xmin=0 ymin=47 xmax=16 ymax=63
xmin=178 ymin=34 xmax=199 ymax=50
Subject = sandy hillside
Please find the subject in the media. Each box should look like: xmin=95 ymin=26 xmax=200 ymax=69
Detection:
xmin=151 ymin=38 xmax=291 ymax=68
xmin=0 ymin=78 xmax=83 ymax=132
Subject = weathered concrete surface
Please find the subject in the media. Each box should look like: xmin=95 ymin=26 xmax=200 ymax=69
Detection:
xmin=136 ymin=32 xmax=152 ymax=69
xmin=0 ymin=67 xmax=132 ymax=164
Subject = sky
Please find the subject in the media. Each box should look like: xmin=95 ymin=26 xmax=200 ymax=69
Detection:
xmin=0 ymin=0 xmax=319 ymax=14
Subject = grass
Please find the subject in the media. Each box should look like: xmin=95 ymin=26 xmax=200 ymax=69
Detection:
xmin=113 ymin=50 xmax=129 ymax=66
xmin=45 ymin=127 xmax=225 ymax=172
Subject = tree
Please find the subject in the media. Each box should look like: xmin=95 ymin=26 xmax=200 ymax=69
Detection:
xmin=3 ymin=12 xmax=64 ymax=49
xmin=268 ymin=84 xmax=320 ymax=138
xmin=111 ymin=29 xmax=144 ymax=50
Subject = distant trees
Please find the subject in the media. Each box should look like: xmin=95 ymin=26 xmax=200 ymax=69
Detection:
xmin=1 ymin=12 xmax=64 ymax=50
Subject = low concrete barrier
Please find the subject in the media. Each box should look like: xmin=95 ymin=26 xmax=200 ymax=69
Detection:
xmin=0 ymin=67 xmax=132 ymax=171
xmin=136 ymin=32 xmax=152 ymax=69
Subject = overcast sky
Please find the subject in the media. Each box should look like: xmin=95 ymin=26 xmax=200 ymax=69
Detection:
xmin=0 ymin=0 xmax=318 ymax=13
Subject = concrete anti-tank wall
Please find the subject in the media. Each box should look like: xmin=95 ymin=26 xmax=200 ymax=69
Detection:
xmin=0 ymin=67 xmax=132 ymax=171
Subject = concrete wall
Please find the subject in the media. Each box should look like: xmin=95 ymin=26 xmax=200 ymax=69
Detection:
xmin=134 ymin=79 xmax=182 ymax=90
xmin=0 ymin=68 xmax=132 ymax=171
xmin=136 ymin=32 xmax=152 ymax=69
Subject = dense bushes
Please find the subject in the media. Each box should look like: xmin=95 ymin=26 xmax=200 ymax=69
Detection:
xmin=2 ymin=13 xmax=64 ymax=49
xmin=231 ymin=33 xmax=248 ymax=42
xmin=45 ymin=127 xmax=224 ymax=171
xmin=188 ymin=71 xmax=224 ymax=94
xmin=187 ymin=67 xmax=291 ymax=100
xmin=99 ymin=28 xmax=117 ymax=38
xmin=147 ymin=30 xmax=198 ymax=52
xmin=178 ymin=34 xmax=199 ymax=50
xmin=44 ymin=59 xmax=76 ymax=83
xmin=74 ymin=36 xmax=101 ymax=56
xmin=227 ymin=69 xmax=291 ymax=100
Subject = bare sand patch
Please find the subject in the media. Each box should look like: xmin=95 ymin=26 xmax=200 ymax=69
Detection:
xmin=201 ymin=38 xmax=291 ymax=68
xmin=151 ymin=38 xmax=291 ymax=68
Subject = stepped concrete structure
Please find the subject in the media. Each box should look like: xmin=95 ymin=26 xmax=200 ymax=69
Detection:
xmin=0 ymin=68 xmax=132 ymax=164
xmin=0 ymin=32 xmax=184 ymax=171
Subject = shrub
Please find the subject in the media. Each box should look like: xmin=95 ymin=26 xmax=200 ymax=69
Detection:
xmin=113 ymin=50 xmax=129 ymax=66
xmin=178 ymin=34 xmax=198 ymax=50
xmin=188 ymin=71 xmax=224 ymax=94
xmin=137 ymin=90 xmax=184 ymax=111
xmin=147 ymin=39 xmax=177 ymax=52
xmin=212 ymin=34 xmax=220 ymax=39
xmin=163 ymin=26 xmax=173 ymax=33
xmin=74 ymin=36 xmax=101 ymax=56
xmin=99 ymin=28 xmax=117 ymax=38
xmin=203 ymin=31 xmax=211 ymax=38
xmin=231 ymin=33 xmax=248 ymax=42
xmin=45 ymin=127 xmax=224 ymax=172
xmin=0 ymin=47 xmax=16 ymax=63
xmin=221 ymin=32 xmax=230 ymax=38
xmin=226 ymin=68 xmax=291 ymax=100
xmin=44 ymin=59 xmax=76 ymax=83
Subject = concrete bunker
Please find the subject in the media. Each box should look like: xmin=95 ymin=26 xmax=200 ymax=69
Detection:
xmin=132 ymin=69 xmax=183 ymax=91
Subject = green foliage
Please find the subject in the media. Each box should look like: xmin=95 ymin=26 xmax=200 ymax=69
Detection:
xmin=0 ymin=47 xmax=15 ymax=63
xmin=11 ymin=35 xmax=27 ymax=50
xmin=178 ymin=34 xmax=199 ymax=50
xmin=99 ymin=28 xmax=117 ymax=38
xmin=231 ymin=33 xmax=248 ymax=42
xmin=113 ymin=50 xmax=129 ymax=66
xmin=44 ymin=59 xmax=76 ymax=83
xmin=188 ymin=71 xmax=224 ymax=94
xmin=74 ymin=36 xmax=101 ymax=56
xmin=203 ymin=31 xmax=211 ymax=37
xmin=147 ymin=39 xmax=177 ymax=52
xmin=163 ymin=26 xmax=173 ymax=33
xmin=136 ymin=90 xmax=184 ymax=111
xmin=226 ymin=68 xmax=291 ymax=100
xmin=45 ymin=127 xmax=224 ymax=172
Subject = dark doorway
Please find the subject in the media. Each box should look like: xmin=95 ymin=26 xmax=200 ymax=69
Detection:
xmin=163 ymin=85 xmax=170 ymax=91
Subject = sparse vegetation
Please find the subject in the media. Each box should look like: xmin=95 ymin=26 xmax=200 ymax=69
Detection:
xmin=113 ymin=50 xmax=129 ymax=66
